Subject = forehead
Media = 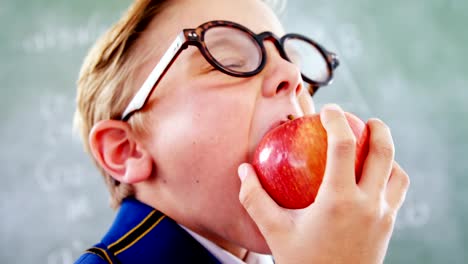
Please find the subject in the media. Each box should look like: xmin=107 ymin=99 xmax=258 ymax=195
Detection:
xmin=145 ymin=0 xmax=284 ymax=46
xmin=131 ymin=0 xmax=285 ymax=90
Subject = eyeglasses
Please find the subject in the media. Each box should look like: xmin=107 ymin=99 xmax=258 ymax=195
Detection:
xmin=121 ymin=20 xmax=339 ymax=121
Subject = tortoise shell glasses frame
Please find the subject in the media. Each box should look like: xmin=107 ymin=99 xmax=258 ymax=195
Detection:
xmin=121 ymin=20 xmax=339 ymax=121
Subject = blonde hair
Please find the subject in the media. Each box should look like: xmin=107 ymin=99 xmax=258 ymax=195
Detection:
xmin=74 ymin=0 xmax=170 ymax=209
xmin=74 ymin=0 xmax=286 ymax=209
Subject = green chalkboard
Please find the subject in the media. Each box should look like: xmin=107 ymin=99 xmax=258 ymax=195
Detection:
xmin=1 ymin=0 xmax=467 ymax=263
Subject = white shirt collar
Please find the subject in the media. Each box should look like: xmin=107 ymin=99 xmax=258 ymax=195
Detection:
xmin=180 ymin=225 xmax=274 ymax=264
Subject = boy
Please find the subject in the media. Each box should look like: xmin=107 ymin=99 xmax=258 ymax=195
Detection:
xmin=74 ymin=0 xmax=409 ymax=263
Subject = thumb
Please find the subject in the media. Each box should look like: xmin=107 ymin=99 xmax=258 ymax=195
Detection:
xmin=238 ymin=163 xmax=286 ymax=236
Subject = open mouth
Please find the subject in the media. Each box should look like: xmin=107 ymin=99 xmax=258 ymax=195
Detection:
xmin=266 ymin=115 xmax=296 ymax=136
xmin=249 ymin=114 xmax=297 ymax=161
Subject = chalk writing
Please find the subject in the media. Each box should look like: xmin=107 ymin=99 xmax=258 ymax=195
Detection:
xmin=38 ymin=94 xmax=79 ymax=146
xmin=65 ymin=196 xmax=93 ymax=222
xmin=47 ymin=240 xmax=85 ymax=264
xmin=34 ymin=153 xmax=87 ymax=192
xmin=2 ymin=1 xmax=467 ymax=264
xmin=22 ymin=17 xmax=107 ymax=53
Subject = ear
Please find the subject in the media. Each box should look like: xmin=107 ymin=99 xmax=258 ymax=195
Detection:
xmin=88 ymin=120 xmax=153 ymax=184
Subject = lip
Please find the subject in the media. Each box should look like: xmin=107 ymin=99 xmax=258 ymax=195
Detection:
xmin=249 ymin=117 xmax=293 ymax=161
xmin=269 ymin=114 xmax=296 ymax=134
xmin=264 ymin=119 xmax=290 ymax=139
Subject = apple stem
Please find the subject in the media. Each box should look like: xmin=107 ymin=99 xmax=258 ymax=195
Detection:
xmin=287 ymin=114 xmax=295 ymax=120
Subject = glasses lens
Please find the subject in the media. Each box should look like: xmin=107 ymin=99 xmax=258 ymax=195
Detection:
xmin=204 ymin=26 xmax=262 ymax=74
xmin=283 ymin=37 xmax=330 ymax=83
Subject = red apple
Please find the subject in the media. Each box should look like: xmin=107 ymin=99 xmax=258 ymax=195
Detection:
xmin=252 ymin=112 xmax=370 ymax=209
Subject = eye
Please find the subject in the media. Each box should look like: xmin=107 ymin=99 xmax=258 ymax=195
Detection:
xmin=218 ymin=57 xmax=245 ymax=67
xmin=200 ymin=63 xmax=222 ymax=74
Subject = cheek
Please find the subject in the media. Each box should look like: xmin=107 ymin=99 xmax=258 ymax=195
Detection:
xmin=145 ymin=93 xmax=269 ymax=251
xmin=151 ymin=91 xmax=254 ymax=189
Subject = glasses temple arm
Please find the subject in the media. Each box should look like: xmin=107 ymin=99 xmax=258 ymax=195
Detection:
xmin=121 ymin=32 xmax=186 ymax=121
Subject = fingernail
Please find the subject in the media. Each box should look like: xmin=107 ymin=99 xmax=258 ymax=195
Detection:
xmin=238 ymin=164 xmax=248 ymax=182
xmin=323 ymin=104 xmax=342 ymax=112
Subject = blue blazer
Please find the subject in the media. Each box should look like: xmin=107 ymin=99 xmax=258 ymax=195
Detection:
xmin=74 ymin=197 xmax=221 ymax=264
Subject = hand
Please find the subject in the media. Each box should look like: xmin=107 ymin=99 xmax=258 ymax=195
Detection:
xmin=238 ymin=104 xmax=410 ymax=264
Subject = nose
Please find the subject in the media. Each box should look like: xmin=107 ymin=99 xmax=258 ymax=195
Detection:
xmin=260 ymin=41 xmax=303 ymax=98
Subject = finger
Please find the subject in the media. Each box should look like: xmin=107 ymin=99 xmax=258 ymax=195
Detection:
xmin=386 ymin=162 xmax=410 ymax=210
xmin=238 ymin=163 xmax=289 ymax=235
xmin=358 ymin=118 xmax=394 ymax=195
xmin=320 ymin=104 xmax=357 ymax=189
xmin=298 ymin=89 xmax=315 ymax=115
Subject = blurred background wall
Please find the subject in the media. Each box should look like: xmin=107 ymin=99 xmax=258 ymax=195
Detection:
xmin=1 ymin=0 xmax=467 ymax=263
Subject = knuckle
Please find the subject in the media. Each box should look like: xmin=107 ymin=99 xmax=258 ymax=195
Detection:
xmin=400 ymin=170 xmax=411 ymax=190
xmin=325 ymin=194 xmax=358 ymax=217
xmin=370 ymin=139 xmax=394 ymax=160
xmin=239 ymin=186 xmax=260 ymax=209
xmin=330 ymin=136 xmax=356 ymax=156
xmin=392 ymin=165 xmax=410 ymax=190
xmin=368 ymin=119 xmax=395 ymax=159
xmin=358 ymin=198 xmax=396 ymax=230
xmin=325 ymin=203 xmax=347 ymax=218
xmin=259 ymin=212 xmax=286 ymax=236
xmin=381 ymin=211 xmax=396 ymax=231
xmin=361 ymin=206 xmax=380 ymax=224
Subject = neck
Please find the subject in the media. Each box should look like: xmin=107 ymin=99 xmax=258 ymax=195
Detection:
xmin=182 ymin=224 xmax=249 ymax=260
xmin=191 ymin=228 xmax=249 ymax=259
xmin=135 ymin=193 xmax=250 ymax=259
xmin=217 ymin=240 xmax=248 ymax=260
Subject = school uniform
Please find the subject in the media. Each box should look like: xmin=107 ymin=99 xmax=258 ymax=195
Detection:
xmin=74 ymin=197 xmax=273 ymax=264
